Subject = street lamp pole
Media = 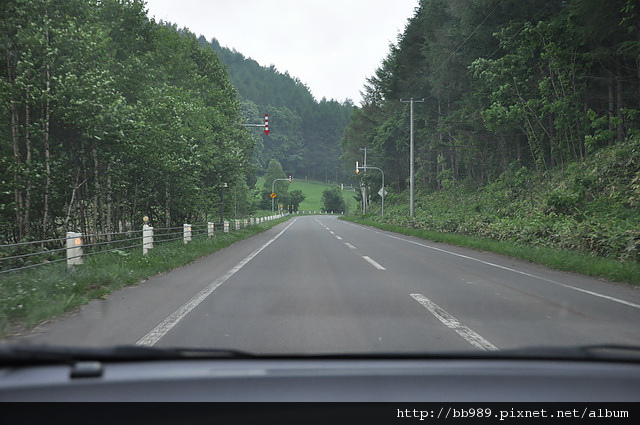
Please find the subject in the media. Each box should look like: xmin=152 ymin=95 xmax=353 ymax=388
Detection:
xmin=400 ymin=98 xmax=424 ymax=218
xmin=271 ymin=178 xmax=289 ymax=213
xmin=359 ymin=147 xmax=367 ymax=214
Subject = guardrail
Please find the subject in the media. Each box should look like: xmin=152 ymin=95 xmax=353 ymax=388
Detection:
xmin=0 ymin=214 xmax=285 ymax=274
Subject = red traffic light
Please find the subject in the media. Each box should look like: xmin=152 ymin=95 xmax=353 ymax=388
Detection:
xmin=288 ymin=175 xmax=292 ymax=183
xmin=264 ymin=114 xmax=270 ymax=135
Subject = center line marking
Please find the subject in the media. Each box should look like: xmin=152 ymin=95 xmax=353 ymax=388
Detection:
xmin=335 ymin=235 xmax=343 ymax=240
xmin=363 ymin=256 xmax=386 ymax=270
xmin=136 ymin=218 xmax=298 ymax=346
xmin=345 ymin=243 xmax=356 ymax=250
xmin=411 ymin=293 xmax=498 ymax=351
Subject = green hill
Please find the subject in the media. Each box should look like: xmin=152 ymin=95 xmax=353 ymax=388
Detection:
xmin=256 ymin=177 xmax=357 ymax=214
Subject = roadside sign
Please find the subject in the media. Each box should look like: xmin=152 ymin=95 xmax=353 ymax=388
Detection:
xmin=270 ymin=192 xmax=277 ymax=199
xmin=378 ymin=188 xmax=387 ymax=197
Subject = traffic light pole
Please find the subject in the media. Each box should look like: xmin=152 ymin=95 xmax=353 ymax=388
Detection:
xmin=241 ymin=114 xmax=270 ymax=135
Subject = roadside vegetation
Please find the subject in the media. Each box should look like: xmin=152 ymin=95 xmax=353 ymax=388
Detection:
xmin=0 ymin=217 xmax=291 ymax=339
xmin=339 ymin=0 xmax=639 ymax=285
xmin=346 ymin=138 xmax=640 ymax=285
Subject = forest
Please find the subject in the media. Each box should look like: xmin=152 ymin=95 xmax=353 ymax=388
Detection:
xmin=3 ymin=0 xmax=639 ymax=266
xmin=342 ymin=0 xmax=640 ymax=191
xmin=0 ymin=0 xmax=356 ymax=245
xmin=203 ymin=37 xmax=353 ymax=183
xmin=343 ymin=0 xmax=640 ymax=265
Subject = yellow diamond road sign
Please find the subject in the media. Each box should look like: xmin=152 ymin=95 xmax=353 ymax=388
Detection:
xmin=270 ymin=192 xmax=277 ymax=199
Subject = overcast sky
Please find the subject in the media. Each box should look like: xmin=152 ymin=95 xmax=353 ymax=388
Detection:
xmin=143 ymin=0 xmax=419 ymax=105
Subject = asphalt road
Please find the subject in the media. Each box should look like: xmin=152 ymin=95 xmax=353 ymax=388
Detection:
xmin=12 ymin=215 xmax=640 ymax=354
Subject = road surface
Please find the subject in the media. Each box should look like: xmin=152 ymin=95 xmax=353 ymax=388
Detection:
xmin=10 ymin=215 xmax=640 ymax=354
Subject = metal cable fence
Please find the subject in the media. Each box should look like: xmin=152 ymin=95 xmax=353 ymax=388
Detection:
xmin=1 ymin=214 xmax=286 ymax=275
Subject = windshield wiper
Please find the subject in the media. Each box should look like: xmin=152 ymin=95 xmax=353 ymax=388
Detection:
xmin=0 ymin=344 xmax=256 ymax=365
xmin=2 ymin=344 xmax=640 ymax=365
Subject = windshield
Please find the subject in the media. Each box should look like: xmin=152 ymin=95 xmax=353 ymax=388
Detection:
xmin=1 ymin=0 xmax=640 ymax=360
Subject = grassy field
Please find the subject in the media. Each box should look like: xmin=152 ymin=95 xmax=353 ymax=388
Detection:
xmin=256 ymin=177 xmax=358 ymax=213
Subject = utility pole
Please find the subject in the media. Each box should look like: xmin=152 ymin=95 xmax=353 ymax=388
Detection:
xmin=359 ymin=147 xmax=367 ymax=214
xmin=400 ymin=98 xmax=424 ymax=217
xmin=219 ymin=183 xmax=227 ymax=225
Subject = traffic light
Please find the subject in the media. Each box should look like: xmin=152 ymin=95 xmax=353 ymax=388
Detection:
xmin=355 ymin=161 xmax=360 ymax=174
xmin=288 ymin=175 xmax=292 ymax=183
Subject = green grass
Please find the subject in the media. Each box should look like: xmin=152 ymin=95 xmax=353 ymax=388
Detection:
xmin=256 ymin=177 xmax=358 ymax=213
xmin=0 ymin=217 xmax=291 ymax=339
xmin=340 ymin=216 xmax=640 ymax=285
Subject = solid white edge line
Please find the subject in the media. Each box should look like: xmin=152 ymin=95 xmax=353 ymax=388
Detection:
xmin=340 ymin=221 xmax=640 ymax=310
xmin=136 ymin=218 xmax=298 ymax=346
xmin=411 ymin=293 xmax=498 ymax=351
xmin=362 ymin=255 xmax=386 ymax=270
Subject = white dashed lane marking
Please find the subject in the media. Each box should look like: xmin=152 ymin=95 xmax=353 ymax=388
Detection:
xmin=411 ymin=293 xmax=498 ymax=351
xmin=362 ymin=256 xmax=386 ymax=270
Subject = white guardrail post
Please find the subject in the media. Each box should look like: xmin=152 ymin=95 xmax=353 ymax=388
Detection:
xmin=235 ymin=220 xmax=240 ymax=230
xmin=66 ymin=232 xmax=83 ymax=268
xmin=183 ymin=224 xmax=192 ymax=244
xmin=208 ymin=222 xmax=214 ymax=237
xmin=143 ymin=224 xmax=154 ymax=255
xmin=224 ymin=221 xmax=229 ymax=233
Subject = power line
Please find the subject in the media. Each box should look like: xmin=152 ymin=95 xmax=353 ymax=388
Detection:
xmin=431 ymin=0 xmax=502 ymax=76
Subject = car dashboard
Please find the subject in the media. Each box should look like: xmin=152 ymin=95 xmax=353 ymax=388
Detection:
xmin=2 ymin=356 xmax=640 ymax=402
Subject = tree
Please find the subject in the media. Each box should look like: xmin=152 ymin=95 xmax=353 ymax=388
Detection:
xmin=283 ymin=190 xmax=305 ymax=212
xmin=204 ymin=37 xmax=353 ymax=181
xmin=341 ymin=0 xmax=640 ymax=198
xmin=0 ymin=0 xmax=255 ymax=243
xmin=321 ymin=187 xmax=345 ymax=213
xmin=258 ymin=159 xmax=288 ymax=210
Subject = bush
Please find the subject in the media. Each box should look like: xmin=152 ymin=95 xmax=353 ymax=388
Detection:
xmin=321 ymin=186 xmax=346 ymax=213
